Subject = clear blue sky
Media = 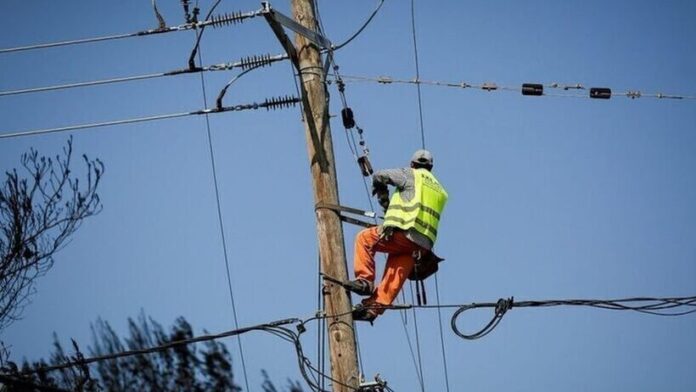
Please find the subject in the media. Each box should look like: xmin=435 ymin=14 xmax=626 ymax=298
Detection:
xmin=1 ymin=1 xmax=695 ymax=391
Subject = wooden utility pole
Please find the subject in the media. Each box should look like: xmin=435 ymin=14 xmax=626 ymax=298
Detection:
xmin=291 ymin=0 xmax=361 ymax=390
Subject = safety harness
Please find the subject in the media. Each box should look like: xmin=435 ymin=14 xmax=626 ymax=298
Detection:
xmin=409 ymin=249 xmax=445 ymax=305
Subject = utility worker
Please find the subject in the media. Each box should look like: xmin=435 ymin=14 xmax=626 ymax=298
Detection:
xmin=349 ymin=149 xmax=448 ymax=322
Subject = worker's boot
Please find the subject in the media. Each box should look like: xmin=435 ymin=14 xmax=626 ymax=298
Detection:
xmin=352 ymin=304 xmax=379 ymax=324
xmin=345 ymin=279 xmax=374 ymax=296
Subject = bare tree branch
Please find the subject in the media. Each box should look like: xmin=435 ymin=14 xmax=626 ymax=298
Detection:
xmin=0 ymin=137 xmax=104 ymax=331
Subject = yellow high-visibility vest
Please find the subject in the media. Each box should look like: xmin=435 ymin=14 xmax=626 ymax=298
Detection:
xmin=383 ymin=169 xmax=448 ymax=243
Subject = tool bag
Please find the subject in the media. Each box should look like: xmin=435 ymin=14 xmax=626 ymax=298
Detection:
xmin=408 ymin=250 xmax=444 ymax=305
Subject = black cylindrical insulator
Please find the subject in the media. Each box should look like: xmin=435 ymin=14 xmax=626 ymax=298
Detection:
xmin=590 ymin=87 xmax=612 ymax=99
xmin=358 ymin=155 xmax=373 ymax=177
xmin=481 ymin=82 xmax=497 ymax=91
xmin=522 ymin=83 xmax=543 ymax=96
xmin=341 ymin=107 xmax=355 ymax=129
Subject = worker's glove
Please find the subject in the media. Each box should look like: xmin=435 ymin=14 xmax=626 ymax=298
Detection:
xmin=372 ymin=182 xmax=388 ymax=197
xmin=378 ymin=193 xmax=390 ymax=211
xmin=379 ymin=226 xmax=394 ymax=242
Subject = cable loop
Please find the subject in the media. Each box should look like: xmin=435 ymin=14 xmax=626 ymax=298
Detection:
xmin=450 ymin=298 xmax=514 ymax=340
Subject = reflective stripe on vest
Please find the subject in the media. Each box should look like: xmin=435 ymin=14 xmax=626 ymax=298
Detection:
xmin=383 ymin=168 xmax=448 ymax=243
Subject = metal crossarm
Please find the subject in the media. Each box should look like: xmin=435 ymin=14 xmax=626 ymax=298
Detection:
xmin=315 ymin=202 xmax=380 ymax=228
xmin=261 ymin=2 xmax=332 ymax=49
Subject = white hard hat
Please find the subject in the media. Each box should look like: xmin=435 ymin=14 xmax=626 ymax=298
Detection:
xmin=410 ymin=149 xmax=433 ymax=166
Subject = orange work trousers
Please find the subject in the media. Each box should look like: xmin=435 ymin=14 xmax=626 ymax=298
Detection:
xmin=353 ymin=226 xmax=423 ymax=310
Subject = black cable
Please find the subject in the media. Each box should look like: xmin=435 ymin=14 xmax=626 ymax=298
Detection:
xmin=4 ymin=311 xmax=362 ymax=392
xmin=408 ymin=282 xmax=426 ymax=392
xmin=398 ymin=305 xmax=426 ymax=391
xmin=333 ymin=0 xmax=386 ymax=50
xmin=317 ymin=253 xmax=327 ymax=391
xmin=15 ymin=318 xmax=300 ymax=375
xmin=8 ymin=316 xmax=340 ymax=392
xmin=215 ymin=64 xmax=267 ymax=109
xmin=450 ymin=296 xmax=696 ymax=341
xmin=196 ymin=38 xmax=251 ymax=392
xmin=313 ymin=293 xmax=696 ymax=389
xmin=275 ymin=319 xmax=352 ymax=392
xmin=410 ymin=0 xmax=426 ymax=149
xmin=433 ymin=274 xmax=451 ymax=392
xmin=188 ymin=0 xmax=223 ymax=69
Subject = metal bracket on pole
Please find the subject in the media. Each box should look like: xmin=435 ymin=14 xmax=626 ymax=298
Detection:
xmin=261 ymin=1 xmax=333 ymax=173
xmin=261 ymin=2 xmax=332 ymax=49
xmin=261 ymin=1 xmax=333 ymax=75
xmin=262 ymin=3 xmax=300 ymax=70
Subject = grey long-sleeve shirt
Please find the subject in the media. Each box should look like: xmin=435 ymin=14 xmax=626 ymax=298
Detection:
xmin=373 ymin=167 xmax=433 ymax=250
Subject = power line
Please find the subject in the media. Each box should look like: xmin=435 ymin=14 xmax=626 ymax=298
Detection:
xmin=448 ymin=295 xmax=696 ymax=340
xmin=0 ymin=54 xmax=288 ymax=97
xmin=410 ymin=0 xmax=426 ymax=149
xmin=332 ymin=0 xmax=385 ymax=51
xmin=0 ymin=72 xmax=167 ymax=97
xmin=14 ymin=318 xmax=300 ymax=376
xmin=11 ymin=318 xmax=345 ymax=392
xmin=0 ymin=96 xmax=301 ymax=140
xmin=7 ymin=295 xmax=694 ymax=391
xmin=433 ymin=275 xmax=451 ymax=392
xmin=1 ymin=9 xmax=393 ymax=100
xmin=9 ymin=312 xmax=337 ymax=392
xmin=408 ymin=283 xmax=426 ymax=392
xmin=195 ymin=28 xmax=251 ymax=392
xmin=0 ymin=111 xmax=193 ymax=139
xmin=0 ymin=8 xmax=263 ymax=54
xmin=319 ymin=295 xmax=696 ymax=344
xmin=407 ymin=2 xmax=429 ymax=389
xmin=335 ymin=74 xmax=696 ymax=101
xmin=187 ymin=0 xmax=223 ymax=70
xmin=407 ymin=2 xmax=450 ymax=388
xmin=324 ymin=51 xmax=428 ymax=391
